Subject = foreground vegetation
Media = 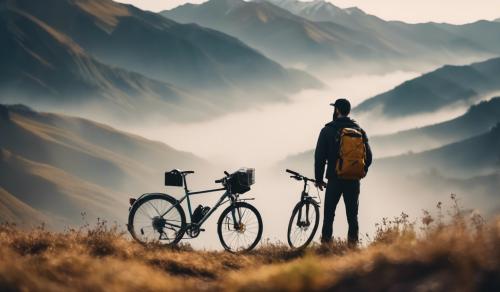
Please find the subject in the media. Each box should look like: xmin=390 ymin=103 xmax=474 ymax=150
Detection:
xmin=0 ymin=197 xmax=499 ymax=291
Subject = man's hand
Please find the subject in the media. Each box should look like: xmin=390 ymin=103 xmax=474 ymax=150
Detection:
xmin=315 ymin=181 xmax=327 ymax=191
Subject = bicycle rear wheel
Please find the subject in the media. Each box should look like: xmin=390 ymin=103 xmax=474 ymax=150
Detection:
xmin=217 ymin=202 xmax=263 ymax=253
xmin=287 ymin=200 xmax=319 ymax=249
xmin=128 ymin=194 xmax=186 ymax=246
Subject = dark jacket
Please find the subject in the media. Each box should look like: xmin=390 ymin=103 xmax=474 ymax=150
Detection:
xmin=314 ymin=117 xmax=373 ymax=182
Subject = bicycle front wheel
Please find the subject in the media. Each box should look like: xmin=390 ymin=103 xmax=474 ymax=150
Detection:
xmin=287 ymin=200 xmax=319 ymax=249
xmin=128 ymin=194 xmax=186 ymax=246
xmin=217 ymin=202 xmax=263 ymax=253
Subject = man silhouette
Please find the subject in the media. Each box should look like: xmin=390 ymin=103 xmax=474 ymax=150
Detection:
xmin=314 ymin=98 xmax=372 ymax=246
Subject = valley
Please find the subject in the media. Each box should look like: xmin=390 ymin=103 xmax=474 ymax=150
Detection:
xmin=0 ymin=0 xmax=499 ymax=250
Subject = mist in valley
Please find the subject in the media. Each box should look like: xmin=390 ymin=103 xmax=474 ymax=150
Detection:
xmin=128 ymin=71 xmax=419 ymax=167
xmin=3 ymin=65 xmax=499 ymax=250
xmin=108 ymin=70 xmax=498 ymax=249
xmin=1 ymin=0 xmax=500 ymax=252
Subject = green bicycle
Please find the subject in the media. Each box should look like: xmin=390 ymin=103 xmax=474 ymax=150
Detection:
xmin=127 ymin=168 xmax=263 ymax=253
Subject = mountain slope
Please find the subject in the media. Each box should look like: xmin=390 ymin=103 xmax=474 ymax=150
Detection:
xmin=278 ymin=105 xmax=500 ymax=178
xmin=265 ymin=0 xmax=388 ymax=26
xmin=278 ymin=124 xmax=500 ymax=200
xmin=165 ymin=0 xmax=499 ymax=73
xmin=2 ymin=0 xmax=320 ymax=107
xmin=0 ymin=148 xmax=125 ymax=226
xmin=354 ymin=57 xmax=500 ymax=117
xmin=267 ymin=0 xmax=500 ymax=61
xmin=377 ymin=123 xmax=500 ymax=177
xmin=163 ymin=0 xmax=403 ymax=69
xmin=0 ymin=186 xmax=49 ymax=226
xmin=0 ymin=104 xmax=207 ymax=226
xmin=0 ymin=5 xmax=212 ymax=122
xmin=371 ymin=97 xmax=500 ymax=156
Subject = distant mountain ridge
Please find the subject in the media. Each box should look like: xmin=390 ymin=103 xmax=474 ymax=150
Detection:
xmin=163 ymin=0 xmax=409 ymax=70
xmin=0 ymin=0 xmax=321 ymax=122
xmin=278 ymin=121 xmax=500 ymax=179
xmin=0 ymin=104 xmax=207 ymax=226
xmin=0 ymin=186 xmax=49 ymax=225
xmin=371 ymin=97 xmax=500 ymax=156
xmin=354 ymin=57 xmax=500 ymax=117
xmin=0 ymin=7 xmax=206 ymax=121
xmin=267 ymin=0 xmax=500 ymax=59
xmin=263 ymin=0 xmax=376 ymax=24
xmin=165 ymin=0 xmax=500 ymax=74
xmin=377 ymin=123 xmax=500 ymax=177
xmin=278 ymin=95 xmax=500 ymax=177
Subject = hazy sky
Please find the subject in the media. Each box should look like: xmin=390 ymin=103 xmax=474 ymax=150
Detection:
xmin=117 ymin=0 xmax=500 ymax=24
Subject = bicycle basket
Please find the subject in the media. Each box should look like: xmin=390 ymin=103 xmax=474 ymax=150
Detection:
xmin=165 ymin=169 xmax=183 ymax=187
xmin=229 ymin=168 xmax=255 ymax=194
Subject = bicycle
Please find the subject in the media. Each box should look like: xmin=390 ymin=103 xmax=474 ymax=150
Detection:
xmin=127 ymin=168 xmax=263 ymax=253
xmin=285 ymin=169 xmax=321 ymax=249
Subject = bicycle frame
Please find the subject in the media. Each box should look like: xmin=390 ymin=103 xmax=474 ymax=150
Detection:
xmin=160 ymin=174 xmax=244 ymax=229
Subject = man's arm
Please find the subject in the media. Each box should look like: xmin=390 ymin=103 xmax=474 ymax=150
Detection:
xmin=314 ymin=128 xmax=328 ymax=182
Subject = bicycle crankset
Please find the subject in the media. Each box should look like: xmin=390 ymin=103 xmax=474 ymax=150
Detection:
xmin=186 ymin=225 xmax=205 ymax=238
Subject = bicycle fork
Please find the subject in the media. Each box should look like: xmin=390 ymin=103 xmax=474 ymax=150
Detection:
xmin=230 ymin=206 xmax=243 ymax=230
xmin=297 ymin=192 xmax=311 ymax=227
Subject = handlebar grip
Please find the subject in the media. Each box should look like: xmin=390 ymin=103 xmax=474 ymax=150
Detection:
xmin=286 ymin=169 xmax=300 ymax=176
xmin=215 ymin=179 xmax=223 ymax=184
xmin=224 ymin=171 xmax=230 ymax=176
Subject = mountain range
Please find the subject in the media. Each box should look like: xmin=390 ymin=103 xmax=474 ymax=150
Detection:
xmin=278 ymin=121 xmax=500 ymax=206
xmin=0 ymin=0 xmax=320 ymax=122
xmin=377 ymin=123 xmax=500 ymax=178
xmin=0 ymin=104 xmax=207 ymax=226
xmin=163 ymin=0 xmax=403 ymax=70
xmin=278 ymin=96 xmax=500 ymax=178
xmin=354 ymin=57 xmax=500 ymax=117
xmin=164 ymin=0 xmax=500 ymax=74
xmin=371 ymin=97 xmax=500 ymax=156
xmin=266 ymin=0 xmax=500 ymax=58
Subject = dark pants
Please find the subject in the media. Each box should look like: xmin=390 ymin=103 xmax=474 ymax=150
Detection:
xmin=321 ymin=178 xmax=360 ymax=244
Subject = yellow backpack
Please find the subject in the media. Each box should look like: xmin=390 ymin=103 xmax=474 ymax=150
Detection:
xmin=335 ymin=127 xmax=367 ymax=179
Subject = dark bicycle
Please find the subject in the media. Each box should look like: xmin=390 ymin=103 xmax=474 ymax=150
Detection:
xmin=127 ymin=168 xmax=263 ymax=253
xmin=285 ymin=169 xmax=321 ymax=249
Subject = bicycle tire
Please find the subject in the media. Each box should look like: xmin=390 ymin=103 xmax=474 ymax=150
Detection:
xmin=128 ymin=193 xmax=186 ymax=246
xmin=287 ymin=200 xmax=319 ymax=249
xmin=217 ymin=202 xmax=263 ymax=253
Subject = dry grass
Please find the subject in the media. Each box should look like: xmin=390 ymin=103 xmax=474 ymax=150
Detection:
xmin=0 ymin=197 xmax=499 ymax=292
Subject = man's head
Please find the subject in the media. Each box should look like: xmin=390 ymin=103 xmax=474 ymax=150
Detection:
xmin=330 ymin=98 xmax=351 ymax=119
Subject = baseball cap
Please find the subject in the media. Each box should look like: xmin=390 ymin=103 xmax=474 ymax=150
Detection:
xmin=329 ymin=98 xmax=351 ymax=115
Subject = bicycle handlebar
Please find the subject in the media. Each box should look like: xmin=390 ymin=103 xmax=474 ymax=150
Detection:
xmin=215 ymin=171 xmax=231 ymax=184
xmin=285 ymin=169 xmax=317 ymax=183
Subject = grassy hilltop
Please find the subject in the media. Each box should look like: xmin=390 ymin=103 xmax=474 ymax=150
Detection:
xmin=0 ymin=197 xmax=499 ymax=291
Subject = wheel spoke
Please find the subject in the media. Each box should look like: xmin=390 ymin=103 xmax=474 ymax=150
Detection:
xmin=219 ymin=204 xmax=261 ymax=252
xmin=131 ymin=197 xmax=184 ymax=245
xmin=289 ymin=203 xmax=317 ymax=248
